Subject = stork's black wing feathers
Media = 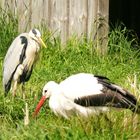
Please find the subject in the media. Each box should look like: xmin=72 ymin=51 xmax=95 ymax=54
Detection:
xmin=74 ymin=92 xmax=125 ymax=108
xmin=74 ymin=76 xmax=139 ymax=113
xmin=97 ymin=77 xmax=137 ymax=105
xmin=94 ymin=75 xmax=110 ymax=81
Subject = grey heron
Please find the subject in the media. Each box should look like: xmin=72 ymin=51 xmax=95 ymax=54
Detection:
xmin=34 ymin=73 xmax=140 ymax=119
xmin=3 ymin=29 xmax=47 ymax=96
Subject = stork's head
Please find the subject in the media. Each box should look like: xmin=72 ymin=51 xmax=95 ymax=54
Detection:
xmin=33 ymin=81 xmax=60 ymax=117
xmin=42 ymin=81 xmax=61 ymax=97
xmin=29 ymin=29 xmax=47 ymax=48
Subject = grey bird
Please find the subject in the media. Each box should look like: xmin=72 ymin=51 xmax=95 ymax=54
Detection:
xmin=3 ymin=29 xmax=47 ymax=96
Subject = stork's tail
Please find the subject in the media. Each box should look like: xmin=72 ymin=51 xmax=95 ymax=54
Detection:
xmin=131 ymin=104 xmax=140 ymax=114
xmin=121 ymin=92 xmax=140 ymax=114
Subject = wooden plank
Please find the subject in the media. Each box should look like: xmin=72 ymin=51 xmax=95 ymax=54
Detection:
xmin=82 ymin=0 xmax=88 ymax=36
xmin=69 ymin=0 xmax=88 ymax=38
xmin=0 ymin=0 xmax=4 ymax=8
xmin=17 ymin=0 xmax=31 ymax=32
xmin=96 ymin=0 xmax=109 ymax=55
xmin=50 ymin=0 xmax=60 ymax=35
xmin=87 ymin=0 xmax=97 ymax=40
xmin=31 ymin=0 xmax=44 ymax=28
xmin=48 ymin=0 xmax=69 ymax=45
xmin=42 ymin=0 xmax=51 ymax=28
xmin=0 ymin=0 xmax=17 ymax=14
xmin=57 ymin=0 xmax=69 ymax=45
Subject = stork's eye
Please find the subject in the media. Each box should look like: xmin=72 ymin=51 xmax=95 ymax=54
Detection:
xmin=44 ymin=90 xmax=47 ymax=93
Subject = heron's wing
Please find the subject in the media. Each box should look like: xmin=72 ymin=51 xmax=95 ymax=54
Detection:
xmin=3 ymin=33 xmax=28 ymax=92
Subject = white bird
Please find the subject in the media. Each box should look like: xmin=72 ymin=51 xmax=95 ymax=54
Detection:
xmin=34 ymin=73 xmax=140 ymax=119
xmin=3 ymin=29 xmax=47 ymax=96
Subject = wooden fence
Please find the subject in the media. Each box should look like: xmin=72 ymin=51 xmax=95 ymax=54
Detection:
xmin=0 ymin=0 xmax=109 ymax=54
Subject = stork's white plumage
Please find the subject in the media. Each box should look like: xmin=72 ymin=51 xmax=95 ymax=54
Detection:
xmin=3 ymin=29 xmax=47 ymax=96
xmin=34 ymin=73 xmax=140 ymax=119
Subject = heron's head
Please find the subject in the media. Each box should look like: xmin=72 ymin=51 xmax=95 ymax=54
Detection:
xmin=33 ymin=81 xmax=60 ymax=117
xmin=29 ymin=29 xmax=47 ymax=48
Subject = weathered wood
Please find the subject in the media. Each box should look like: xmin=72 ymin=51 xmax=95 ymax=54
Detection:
xmin=0 ymin=0 xmax=109 ymax=53
xmin=31 ymin=0 xmax=44 ymax=27
xmin=1 ymin=0 xmax=16 ymax=14
xmin=42 ymin=0 xmax=52 ymax=27
xmin=55 ymin=0 xmax=69 ymax=46
xmin=96 ymin=0 xmax=109 ymax=55
xmin=87 ymin=0 xmax=97 ymax=39
xmin=17 ymin=0 xmax=31 ymax=32
xmin=69 ymin=0 xmax=88 ymax=38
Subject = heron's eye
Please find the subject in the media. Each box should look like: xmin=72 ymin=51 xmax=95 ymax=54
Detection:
xmin=32 ymin=29 xmax=37 ymax=35
xmin=44 ymin=90 xmax=47 ymax=93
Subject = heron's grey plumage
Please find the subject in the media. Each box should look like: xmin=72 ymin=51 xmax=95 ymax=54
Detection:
xmin=3 ymin=29 xmax=46 ymax=96
xmin=3 ymin=33 xmax=27 ymax=92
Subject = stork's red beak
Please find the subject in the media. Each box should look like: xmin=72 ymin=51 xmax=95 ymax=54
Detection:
xmin=33 ymin=96 xmax=46 ymax=117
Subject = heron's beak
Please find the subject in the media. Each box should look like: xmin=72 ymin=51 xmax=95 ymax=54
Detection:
xmin=33 ymin=96 xmax=47 ymax=117
xmin=38 ymin=37 xmax=47 ymax=48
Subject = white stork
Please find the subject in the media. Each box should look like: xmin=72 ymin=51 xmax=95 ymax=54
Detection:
xmin=34 ymin=73 xmax=140 ymax=119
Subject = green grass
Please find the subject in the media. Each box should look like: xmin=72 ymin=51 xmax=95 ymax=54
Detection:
xmin=0 ymin=11 xmax=140 ymax=140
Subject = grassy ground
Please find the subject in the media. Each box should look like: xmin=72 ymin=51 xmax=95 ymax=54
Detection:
xmin=0 ymin=10 xmax=140 ymax=140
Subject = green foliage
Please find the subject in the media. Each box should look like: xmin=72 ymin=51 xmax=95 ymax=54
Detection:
xmin=0 ymin=8 xmax=18 ymax=58
xmin=0 ymin=12 xmax=140 ymax=139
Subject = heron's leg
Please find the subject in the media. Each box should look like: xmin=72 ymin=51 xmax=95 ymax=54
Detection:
xmin=22 ymin=82 xmax=26 ymax=99
xmin=12 ymin=80 xmax=18 ymax=96
xmin=12 ymin=64 xmax=24 ymax=96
